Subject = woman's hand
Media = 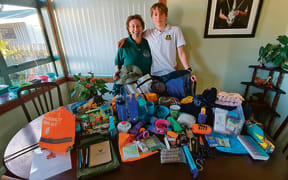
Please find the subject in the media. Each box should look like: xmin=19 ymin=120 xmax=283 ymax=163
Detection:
xmin=113 ymin=71 xmax=120 ymax=80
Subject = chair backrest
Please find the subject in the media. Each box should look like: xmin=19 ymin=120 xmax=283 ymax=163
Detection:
xmin=272 ymin=116 xmax=288 ymax=159
xmin=17 ymin=82 xmax=63 ymax=122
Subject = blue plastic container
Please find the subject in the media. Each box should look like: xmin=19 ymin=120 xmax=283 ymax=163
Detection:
xmin=8 ymin=85 xmax=21 ymax=96
xmin=137 ymin=95 xmax=147 ymax=121
xmin=128 ymin=94 xmax=139 ymax=125
xmin=116 ymin=95 xmax=128 ymax=122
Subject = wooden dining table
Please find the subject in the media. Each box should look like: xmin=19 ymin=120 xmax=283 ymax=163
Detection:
xmin=3 ymin=108 xmax=288 ymax=180
xmin=3 ymin=105 xmax=76 ymax=180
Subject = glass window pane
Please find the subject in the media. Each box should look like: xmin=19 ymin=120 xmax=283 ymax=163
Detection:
xmin=9 ymin=62 xmax=56 ymax=85
xmin=0 ymin=5 xmax=49 ymax=66
xmin=55 ymin=60 xmax=64 ymax=77
xmin=41 ymin=7 xmax=59 ymax=59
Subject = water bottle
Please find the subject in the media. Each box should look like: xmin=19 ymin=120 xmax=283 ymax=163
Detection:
xmin=128 ymin=94 xmax=139 ymax=125
xmin=126 ymin=96 xmax=131 ymax=121
xmin=116 ymin=95 xmax=127 ymax=122
xmin=137 ymin=95 xmax=147 ymax=121
xmin=109 ymin=116 xmax=117 ymax=139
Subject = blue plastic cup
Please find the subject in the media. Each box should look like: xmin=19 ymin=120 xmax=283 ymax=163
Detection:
xmin=147 ymin=101 xmax=155 ymax=115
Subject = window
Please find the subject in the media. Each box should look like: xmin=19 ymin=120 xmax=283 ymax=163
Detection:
xmin=0 ymin=3 xmax=62 ymax=87
xmin=52 ymin=0 xmax=157 ymax=77
xmin=8 ymin=62 xmax=56 ymax=85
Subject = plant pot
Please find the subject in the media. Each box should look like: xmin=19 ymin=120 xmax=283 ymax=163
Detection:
xmin=264 ymin=62 xmax=280 ymax=69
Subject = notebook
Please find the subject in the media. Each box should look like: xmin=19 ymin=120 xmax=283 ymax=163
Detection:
xmin=89 ymin=140 xmax=112 ymax=167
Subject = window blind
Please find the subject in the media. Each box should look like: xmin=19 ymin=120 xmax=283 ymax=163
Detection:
xmin=53 ymin=0 xmax=157 ymax=77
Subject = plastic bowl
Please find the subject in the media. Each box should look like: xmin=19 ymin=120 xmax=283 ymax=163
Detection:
xmin=154 ymin=105 xmax=170 ymax=119
xmin=8 ymin=85 xmax=21 ymax=96
xmin=39 ymin=75 xmax=49 ymax=82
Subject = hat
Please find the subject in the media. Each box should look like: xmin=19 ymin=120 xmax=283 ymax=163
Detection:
xmin=116 ymin=65 xmax=143 ymax=85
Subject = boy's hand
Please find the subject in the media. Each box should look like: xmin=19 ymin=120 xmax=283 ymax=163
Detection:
xmin=186 ymin=67 xmax=197 ymax=82
xmin=190 ymin=74 xmax=197 ymax=82
xmin=117 ymin=38 xmax=127 ymax=48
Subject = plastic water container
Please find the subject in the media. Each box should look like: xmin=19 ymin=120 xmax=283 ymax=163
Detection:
xmin=116 ymin=95 xmax=127 ymax=122
xmin=146 ymin=101 xmax=155 ymax=115
xmin=128 ymin=94 xmax=139 ymax=125
xmin=137 ymin=95 xmax=147 ymax=121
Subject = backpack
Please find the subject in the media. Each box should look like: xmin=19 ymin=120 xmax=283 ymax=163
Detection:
xmin=151 ymin=70 xmax=196 ymax=100
xmin=39 ymin=107 xmax=75 ymax=152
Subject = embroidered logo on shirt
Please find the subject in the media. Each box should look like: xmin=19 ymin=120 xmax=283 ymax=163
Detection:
xmin=143 ymin=50 xmax=151 ymax=58
xmin=165 ymin=35 xmax=171 ymax=40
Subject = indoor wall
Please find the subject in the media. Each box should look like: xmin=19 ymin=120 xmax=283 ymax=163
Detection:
xmin=167 ymin=0 xmax=288 ymax=152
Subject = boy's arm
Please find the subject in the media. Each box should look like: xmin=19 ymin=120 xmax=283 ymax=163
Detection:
xmin=177 ymin=45 xmax=190 ymax=70
xmin=117 ymin=38 xmax=127 ymax=48
xmin=177 ymin=45 xmax=197 ymax=82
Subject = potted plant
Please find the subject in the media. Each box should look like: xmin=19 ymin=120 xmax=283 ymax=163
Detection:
xmin=258 ymin=35 xmax=288 ymax=69
xmin=70 ymin=72 xmax=111 ymax=104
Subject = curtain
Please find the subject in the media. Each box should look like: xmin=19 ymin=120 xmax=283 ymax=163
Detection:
xmin=53 ymin=0 xmax=157 ymax=76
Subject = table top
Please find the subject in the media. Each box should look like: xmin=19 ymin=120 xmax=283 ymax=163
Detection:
xmin=3 ymin=105 xmax=75 ymax=179
xmin=4 ymin=114 xmax=43 ymax=179
xmin=95 ymin=148 xmax=288 ymax=180
xmin=4 ymin=113 xmax=288 ymax=180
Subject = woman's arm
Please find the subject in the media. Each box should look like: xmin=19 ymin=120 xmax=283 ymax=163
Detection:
xmin=113 ymin=65 xmax=120 ymax=80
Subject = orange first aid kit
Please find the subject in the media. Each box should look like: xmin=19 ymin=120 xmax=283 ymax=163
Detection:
xmin=39 ymin=107 xmax=75 ymax=152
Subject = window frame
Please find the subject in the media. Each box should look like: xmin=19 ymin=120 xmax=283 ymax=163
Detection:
xmin=0 ymin=0 xmax=59 ymax=86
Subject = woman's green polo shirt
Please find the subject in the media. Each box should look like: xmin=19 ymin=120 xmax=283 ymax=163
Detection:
xmin=115 ymin=36 xmax=152 ymax=75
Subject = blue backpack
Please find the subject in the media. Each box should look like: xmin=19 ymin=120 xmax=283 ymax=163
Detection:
xmin=159 ymin=70 xmax=196 ymax=99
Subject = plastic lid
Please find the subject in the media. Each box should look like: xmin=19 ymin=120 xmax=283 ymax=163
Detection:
xmin=138 ymin=98 xmax=146 ymax=106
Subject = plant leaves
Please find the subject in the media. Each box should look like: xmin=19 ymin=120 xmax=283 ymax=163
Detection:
xmin=274 ymin=57 xmax=283 ymax=65
xmin=74 ymin=74 xmax=80 ymax=81
xmin=280 ymin=48 xmax=287 ymax=58
xmin=79 ymin=81 xmax=86 ymax=86
xmin=277 ymin=35 xmax=288 ymax=45
xmin=259 ymin=46 xmax=265 ymax=56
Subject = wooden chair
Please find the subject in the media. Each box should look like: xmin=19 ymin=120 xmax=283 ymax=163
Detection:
xmin=272 ymin=116 xmax=288 ymax=159
xmin=0 ymin=175 xmax=20 ymax=180
xmin=17 ymin=82 xmax=63 ymax=122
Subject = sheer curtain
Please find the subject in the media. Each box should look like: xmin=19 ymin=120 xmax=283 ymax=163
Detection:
xmin=53 ymin=0 xmax=157 ymax=76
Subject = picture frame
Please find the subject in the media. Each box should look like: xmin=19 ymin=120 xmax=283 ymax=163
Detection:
xmin=204 ymin=0 xmax=263 ymax=38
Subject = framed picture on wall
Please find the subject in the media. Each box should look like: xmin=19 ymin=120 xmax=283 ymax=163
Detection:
xmin=204 ymin=0 xmax=263 ymax=38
